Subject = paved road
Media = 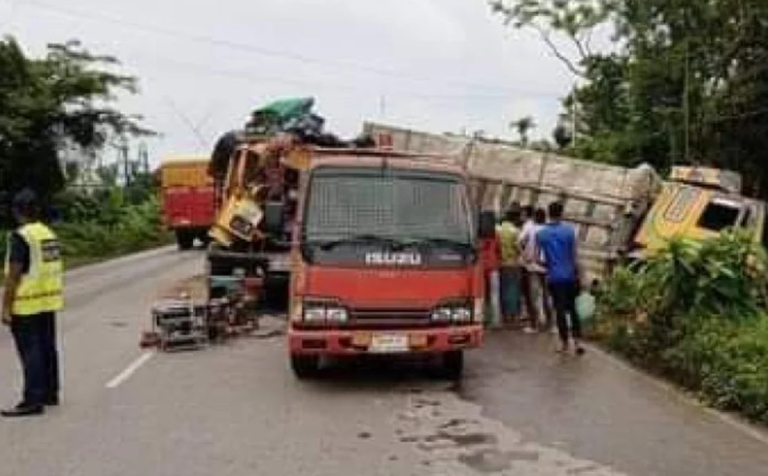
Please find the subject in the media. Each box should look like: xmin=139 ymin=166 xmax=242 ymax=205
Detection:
xmin=1 ymin=249 xmax=767 ymax=476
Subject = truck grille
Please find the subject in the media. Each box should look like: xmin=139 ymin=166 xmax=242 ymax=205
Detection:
xmin=349 ymin=308 xmax=432 ymax=329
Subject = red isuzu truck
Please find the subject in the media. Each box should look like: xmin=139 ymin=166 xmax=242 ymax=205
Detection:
xmin=287 ymin=148 xmax=484 ymax=379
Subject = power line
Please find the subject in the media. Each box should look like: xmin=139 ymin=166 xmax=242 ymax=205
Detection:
xmin=0 ymin=0 xmax=25 ymax=29
xmin=161 ymin=94 xmax=210 ymax=148
xmin=12 ymin=0 xmax=560 ymax=98
xmin=127 ymin=51 xmax=561 ymax=102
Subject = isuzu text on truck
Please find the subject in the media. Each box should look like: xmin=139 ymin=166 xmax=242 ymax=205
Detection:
xmin=288 ymin=149 xmax=484 ymax=379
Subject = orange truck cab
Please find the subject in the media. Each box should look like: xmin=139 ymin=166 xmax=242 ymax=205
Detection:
xmin=287 ymin=149 xmax=484 ymax=379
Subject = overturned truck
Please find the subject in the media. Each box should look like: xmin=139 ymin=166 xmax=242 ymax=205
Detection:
xmin=364 ymin=122 xmax=767 ymax=280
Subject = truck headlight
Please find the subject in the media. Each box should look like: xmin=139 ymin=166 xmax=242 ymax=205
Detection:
xmin=452 ymin=307 xmax=472 ymax=322
xmin=303 ymin=307 xmax=327 ymax=322
xmin=302 ymin=301 xmax=348 ymax=323
xmin=325 ymin=307 xmax=349 ymax=323
xmin=431 ymin=308 xmax=453 ymax=322
xmin=431 ymin=306 xmax=473 ymax=323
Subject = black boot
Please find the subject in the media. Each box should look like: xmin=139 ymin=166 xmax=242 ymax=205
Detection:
xmin=1 ymin=402 xmax=45 ymax=417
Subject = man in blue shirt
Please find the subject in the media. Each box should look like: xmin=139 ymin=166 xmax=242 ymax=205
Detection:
xmin=536 ymin=201 xmax=585 ymax=355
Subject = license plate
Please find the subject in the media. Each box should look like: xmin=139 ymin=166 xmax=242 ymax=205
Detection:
xmin=370 ymin=334 xmax=409 ymax=354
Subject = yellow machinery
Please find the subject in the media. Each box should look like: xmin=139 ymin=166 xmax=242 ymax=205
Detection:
xmin=208 ymin=137 xmax=311 ymax=248
xmin=632 ymin=166 xmax=766 ymax=258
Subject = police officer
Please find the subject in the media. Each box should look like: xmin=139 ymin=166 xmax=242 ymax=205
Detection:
xmin=2 ymin=189 xmax=63 ymax=417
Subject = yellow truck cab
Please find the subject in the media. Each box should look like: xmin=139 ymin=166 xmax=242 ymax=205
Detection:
xmin=631 ymin=166 xmax=766 ymax=257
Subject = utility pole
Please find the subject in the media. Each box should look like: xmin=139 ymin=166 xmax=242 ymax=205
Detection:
xmin=570 ymin=85 xmax=578 ymax=148
xmin=120 ymin=140 xmax=130 ymax=187
xmin=139 ymin=142 xmax=149 ymax=174
xmin=683 ymin=37 xmax=691 ymax=163
xmin=379 ymin=95 xmax=387 ymax=119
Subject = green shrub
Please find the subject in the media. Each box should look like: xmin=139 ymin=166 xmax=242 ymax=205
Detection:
xmin=55 ymin=196 xmax=166 ymax=260
xmin=598 ymin=232 xmax=768 ymax=424
xmin=1 ymin=191 xmax=167 ymax=276
xmin=664 ymin=316 xmax=768 ymax=423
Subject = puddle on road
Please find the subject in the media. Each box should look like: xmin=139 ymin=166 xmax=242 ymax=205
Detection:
xmin=458 ymin=448 xmax=540 ymax=473
xmin=251 ymin=329 xmax=285 ymax=340
xmin=395 ymin=389 xmax=630 ymax=476
xmin=106 ymin=318 xmax=128 ymax=328
xmin=423 ymin=431 xmax=497 ymax=447
xmin=413 ymin=397 xmax=441 ymax=409
xmin=459 ymin=449 xmax=512 ymax=473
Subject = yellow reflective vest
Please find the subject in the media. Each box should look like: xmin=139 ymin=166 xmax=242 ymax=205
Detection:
xmin=3 ymin=222 xmax=64 ymax=316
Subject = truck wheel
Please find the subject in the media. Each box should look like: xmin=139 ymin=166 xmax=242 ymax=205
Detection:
xmin=291 ymin=354 xmax=321 ymax=380
xmin=176 ymin=230 xmax=194 ymax=251
xmin=440 ymin=351 xmax=464 ymax=380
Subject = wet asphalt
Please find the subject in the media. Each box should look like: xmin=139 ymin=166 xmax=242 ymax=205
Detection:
xmin=1 ymin=248 xmax=767 ymax=476
xmin=461 ymin=331 xmax=768 ymax=476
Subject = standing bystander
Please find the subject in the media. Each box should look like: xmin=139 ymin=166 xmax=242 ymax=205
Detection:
xmin=519 ymin=207 xmax=553 ymax=332
xmin=479 ymin=210 xmax=501 ymax=328
xmin=2 ymin=189 xmax=63 ymax=417
xmin=536 ymin=202 xmax=585 ymax=355
xmin=496 ymin=207 xmax=522 ymax=326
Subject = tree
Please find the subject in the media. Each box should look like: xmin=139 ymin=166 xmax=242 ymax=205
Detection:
xmin=0 ymin=37 xmax=152 ymax=210
xmin=491 ymin=0 xmax=768 ymax=196
xmin=510 ymin=116 xmax=537 ymax=147
xmin=553 ymin=121 xmax=572 ymax=149
xmin=489 ymin=0 xmax=618 ymax=78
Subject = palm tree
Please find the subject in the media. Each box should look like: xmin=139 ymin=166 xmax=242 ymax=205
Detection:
xmin=510 ymin=116 xmax=536 ymax=148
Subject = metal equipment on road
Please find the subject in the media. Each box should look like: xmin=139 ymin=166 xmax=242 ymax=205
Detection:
xmin=140 ymin=272 xmax=265 ymax=352
xmin=146 ymin=297 xmax=208 ymax=352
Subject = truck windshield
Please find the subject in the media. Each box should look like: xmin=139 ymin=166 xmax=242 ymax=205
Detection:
xmin=302 ymin=167 xmax=473 ymax=248
xmin=697 ymin=198 xmax=742 ymax=232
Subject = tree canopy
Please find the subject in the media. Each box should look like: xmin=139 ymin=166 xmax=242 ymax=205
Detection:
xmin=0 ymin=37 xmax=151 ymax=205
xmin=491 ymin=0 xmax=768 ymax=197
xmin=510 ymin=116 xmax=537 ymax=147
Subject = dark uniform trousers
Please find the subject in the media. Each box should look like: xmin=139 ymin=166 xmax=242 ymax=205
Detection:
xmin=10 ymin=311 xmax=59 ymax=405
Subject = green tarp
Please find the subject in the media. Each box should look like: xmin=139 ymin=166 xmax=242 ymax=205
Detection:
xmin=252 ymin=97 xmax=314 ymax=122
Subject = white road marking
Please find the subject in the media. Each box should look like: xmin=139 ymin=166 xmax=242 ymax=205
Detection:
xmin=106 ymin=352 xmax=155 ymax=389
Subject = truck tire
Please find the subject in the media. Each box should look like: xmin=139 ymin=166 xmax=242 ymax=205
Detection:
xmin=290 ymin=354 xmax=321 ymax=380
xmin=176 ymin=230 xmax=194 ymax=251
xmin=440 ymin=351 xmax=464 ymax=380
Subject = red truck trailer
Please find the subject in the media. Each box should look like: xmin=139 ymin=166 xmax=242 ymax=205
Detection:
xmin=159 ymin=157 xmax=216 ymax=250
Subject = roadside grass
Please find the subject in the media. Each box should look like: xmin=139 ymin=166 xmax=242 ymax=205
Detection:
xmin=1 ymin=197 xmax=172 ymax=286
xmin=590 ymin=232 xmax=768 ymax=425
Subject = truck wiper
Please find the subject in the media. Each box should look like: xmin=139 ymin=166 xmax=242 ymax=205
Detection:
xmin=309 ymin=234 xmax=406 ymax=251
xmin=402 ymin=237 xmax=474 ymax=252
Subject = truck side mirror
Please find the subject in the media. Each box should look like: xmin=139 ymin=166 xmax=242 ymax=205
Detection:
xmin=263 ymin=201 xmax=285 ymax=235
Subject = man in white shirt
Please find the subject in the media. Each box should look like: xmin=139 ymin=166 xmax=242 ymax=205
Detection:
xmin=518 ymin=207 xmax=552 ymax=332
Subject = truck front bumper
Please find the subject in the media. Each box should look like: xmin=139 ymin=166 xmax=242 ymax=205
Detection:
xmin=288 ymin=325 xmax=483 ymax=356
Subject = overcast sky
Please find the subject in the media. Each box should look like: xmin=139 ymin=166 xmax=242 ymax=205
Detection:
xmin=1 ymin=0 xmax=578 ymax=165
